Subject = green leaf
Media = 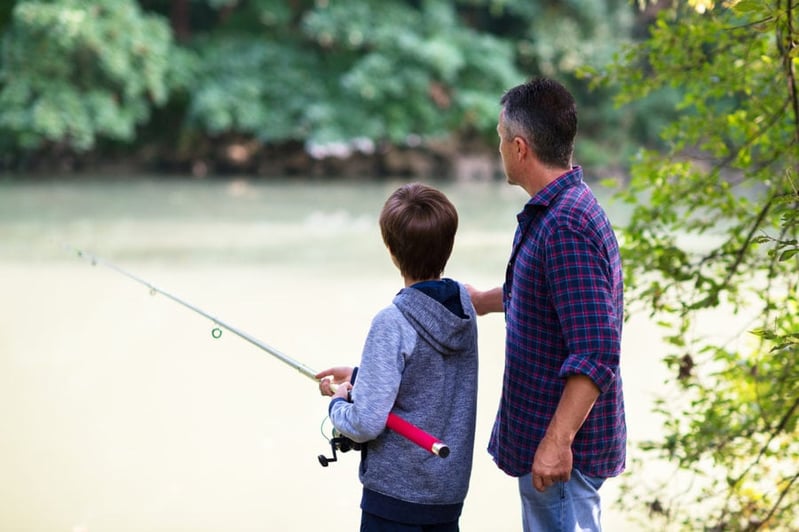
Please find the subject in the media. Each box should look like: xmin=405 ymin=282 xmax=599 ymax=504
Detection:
xmin=779 ymin=248 xmax=798 ymax=261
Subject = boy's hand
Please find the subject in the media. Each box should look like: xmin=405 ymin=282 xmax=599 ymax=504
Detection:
xmin=332 ymin=381 xmax=353 ymax=401
xmin=315 ymin=366 xmax=353 ymax=396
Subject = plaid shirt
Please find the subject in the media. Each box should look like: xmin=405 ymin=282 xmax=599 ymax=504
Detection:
xmin=488 ymin=167 xmax=626 ymax=478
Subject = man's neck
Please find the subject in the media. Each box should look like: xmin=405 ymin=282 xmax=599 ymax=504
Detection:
xmin=522 ymin=164 xmax=571 ymax=197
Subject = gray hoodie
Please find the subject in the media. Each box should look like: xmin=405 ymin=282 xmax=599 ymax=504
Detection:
xmin=329 ymin=280 xmax=479 ymax=524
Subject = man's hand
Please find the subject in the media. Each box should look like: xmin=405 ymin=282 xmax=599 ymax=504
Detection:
xmin=532 ymin=375 xmax=599 ymax=492
xmin=531 ymin=432 xmax=573 ymax=492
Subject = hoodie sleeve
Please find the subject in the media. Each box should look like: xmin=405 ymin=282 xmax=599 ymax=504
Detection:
xmin=328 ymin=305 xmax=415 ymax=443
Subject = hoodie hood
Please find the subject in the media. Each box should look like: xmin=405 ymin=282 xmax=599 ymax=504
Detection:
xmin=393 ymin=280 xmax=476 ymax=357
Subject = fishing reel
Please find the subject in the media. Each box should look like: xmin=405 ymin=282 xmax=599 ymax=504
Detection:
xmin=318 ymin=423 xmax=361 ymax=467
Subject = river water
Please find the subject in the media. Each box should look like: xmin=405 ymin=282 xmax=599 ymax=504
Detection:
xmin=0 ymin=176 xmax=665 ymax=531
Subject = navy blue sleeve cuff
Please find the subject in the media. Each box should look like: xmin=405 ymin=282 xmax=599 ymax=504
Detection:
xmin=329 ymin=396 xmax=347 ymax=415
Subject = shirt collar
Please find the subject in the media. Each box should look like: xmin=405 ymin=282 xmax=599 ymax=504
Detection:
xmin=518 ymin=166 xmax=583 ymax=221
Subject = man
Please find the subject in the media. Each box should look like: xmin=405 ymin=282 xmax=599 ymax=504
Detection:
xmin=468 ymin=78 xmax=626 ymax=531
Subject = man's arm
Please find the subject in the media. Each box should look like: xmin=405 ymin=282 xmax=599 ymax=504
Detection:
xmin=532 ymin=374 xmax=600 ymax=492
xmin=466 ymin=285 xmax=504 ymax=315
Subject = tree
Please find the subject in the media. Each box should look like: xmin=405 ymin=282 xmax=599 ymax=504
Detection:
xmin=0 ymin=0 xmax=639 ymax=172
xmin=0 ymin=0 xmax=191 ymax=153
xmin=183 ymin=0 xmax=522 ymax=149
xmin=158 ymin=0 xmax=638 ymax=166
xmin=587 ymin=0 xmax=799 ymax=529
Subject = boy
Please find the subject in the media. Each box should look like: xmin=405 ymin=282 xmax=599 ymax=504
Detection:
xmin=316 ymin=182 xmax=479 ymax=532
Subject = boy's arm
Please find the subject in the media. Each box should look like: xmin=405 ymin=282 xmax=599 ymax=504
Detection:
xmin=328 ymin=308 xmax=406 ymax=443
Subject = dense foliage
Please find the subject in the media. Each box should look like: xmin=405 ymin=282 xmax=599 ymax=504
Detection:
xmin=587 ymin=0 xmax=799 ymax=529
xmin=0 ymin=0 xmax=184 ymax=151
xmin=0 ymin=0 xmax=637 ymax=172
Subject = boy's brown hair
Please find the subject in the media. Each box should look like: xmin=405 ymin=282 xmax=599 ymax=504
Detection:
xmin=379 ymin=183 xmax=458 ymax=281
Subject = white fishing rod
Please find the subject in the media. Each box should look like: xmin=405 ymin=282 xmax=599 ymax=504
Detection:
xmin=66 ymin=245 xmax=450 ymax=462
xmin=68 ymin=245 xmax=318 ymax=380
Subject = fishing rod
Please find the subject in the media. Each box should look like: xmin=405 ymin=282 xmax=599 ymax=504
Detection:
xmin=66 ymin=245 xmax=450 ymax=463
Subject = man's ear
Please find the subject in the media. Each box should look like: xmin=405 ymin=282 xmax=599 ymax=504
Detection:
xmin=513 ymin=136 xmax=528 ymax=160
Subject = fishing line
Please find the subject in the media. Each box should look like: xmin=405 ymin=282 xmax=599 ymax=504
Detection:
xmin=66 ymin=244 xmax=318 ymax=381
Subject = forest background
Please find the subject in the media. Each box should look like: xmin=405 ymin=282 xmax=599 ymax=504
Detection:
xmin=2 ymin=1 xmax=799 ymax=531
xmin=0 ymin=0 xmax=656 ymax=179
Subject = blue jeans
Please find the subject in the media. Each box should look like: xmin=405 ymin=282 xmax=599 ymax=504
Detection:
xmin=517 ymin=469 xmax=605 ymax=532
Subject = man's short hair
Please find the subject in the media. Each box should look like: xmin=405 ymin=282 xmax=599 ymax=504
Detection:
xmin=500 ymin=78 xmax=577 ymax=168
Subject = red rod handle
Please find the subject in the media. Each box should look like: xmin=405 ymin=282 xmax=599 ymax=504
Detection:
xmin=326 ymin=381 xmax=448 ymax=458
xmin=386 ymin=412 xmax=449 ymax=458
